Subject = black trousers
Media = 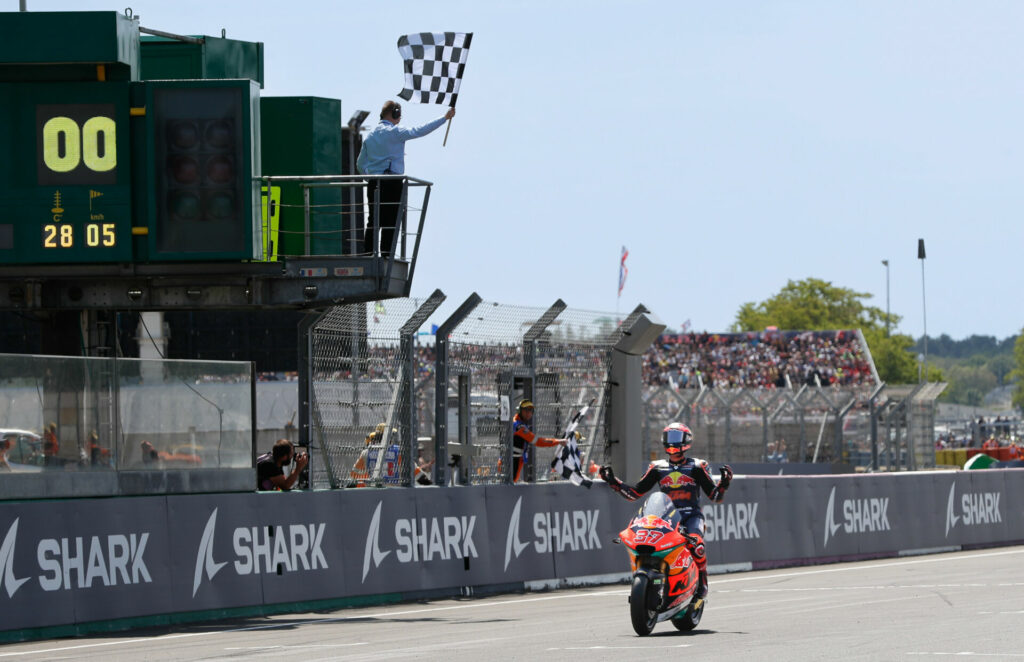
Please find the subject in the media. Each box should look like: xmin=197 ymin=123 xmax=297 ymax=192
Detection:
xmin=364 ymin=178 xmax=404 ymax=256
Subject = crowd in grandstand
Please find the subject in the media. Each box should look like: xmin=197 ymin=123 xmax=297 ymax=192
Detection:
xmin=642 ymin=330 xmax=876 ymax=390
xmin=260 ymin=329 xmax=878 ymax=392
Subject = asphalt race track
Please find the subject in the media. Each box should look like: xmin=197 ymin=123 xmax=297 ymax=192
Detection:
xmin=2 ymin=546 xmax=1022 ymax=661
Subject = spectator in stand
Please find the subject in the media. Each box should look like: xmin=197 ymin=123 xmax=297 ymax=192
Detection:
xmin=642 ymin=329 xmax=875 ymax=391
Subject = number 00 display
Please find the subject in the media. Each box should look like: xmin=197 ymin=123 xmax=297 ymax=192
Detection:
xmin=36 ymin=103 xmax=119 ymax=186
xmin=42 ymin=116 xmax=117 ymax=174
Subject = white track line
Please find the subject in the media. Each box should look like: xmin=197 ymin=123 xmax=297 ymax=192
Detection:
xmin=715 ymin=547 xmax=1024 ymax=585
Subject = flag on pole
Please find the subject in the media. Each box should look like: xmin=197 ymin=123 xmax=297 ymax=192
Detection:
xmin=551 ymin=399 xmax=595 ymax=488
xmin=618 ymin=246 xmax=629 ymax=298
xmin=397 ymin=32 xmax=473 ymax=106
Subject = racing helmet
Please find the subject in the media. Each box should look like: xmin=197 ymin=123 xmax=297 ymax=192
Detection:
xmin=662 ymin=422 xmax=693 ymax=454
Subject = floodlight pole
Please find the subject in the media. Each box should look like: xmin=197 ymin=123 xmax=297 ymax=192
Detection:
xmin=881 ymin=259 xmax=890 ymax=337
xmin=918 ymin=239 xmax=928 ymax=382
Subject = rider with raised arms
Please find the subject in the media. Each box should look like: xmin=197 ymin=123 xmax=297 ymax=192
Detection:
xmin=600 ymin=422 xmax=732 ymax=599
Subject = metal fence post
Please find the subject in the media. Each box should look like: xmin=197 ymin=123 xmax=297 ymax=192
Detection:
xmin=869 ymin=383 xmax=885 ymax=471
xmin=834 ymin=393 xmax=858 ymax=464
xmin=522 ymin=299 xmax=567 ymax=482
xmin=434 ymin=293 xmax=482 ymax=487
xmin=396 ymin=290 xmax=446 ymax=486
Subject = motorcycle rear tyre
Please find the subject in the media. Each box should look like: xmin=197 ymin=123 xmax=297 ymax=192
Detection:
xmin=630 ymin=574 xmax=658 ymax=636
xmin=671 ymin=598 xmax=705 ymax=631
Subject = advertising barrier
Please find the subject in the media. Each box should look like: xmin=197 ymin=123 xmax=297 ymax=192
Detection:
xmin=1 ymin=470 xmax=1022 ymax=635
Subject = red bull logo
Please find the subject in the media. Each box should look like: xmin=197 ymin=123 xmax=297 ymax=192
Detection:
xmin=641 ymin=515 xmax=662 ymax=528
xmin=660 ymin=471 xmax=696 ymax=489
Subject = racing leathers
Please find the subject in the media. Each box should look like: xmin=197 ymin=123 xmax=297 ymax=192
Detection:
xmin=602 ymin=457 xmax=731 ymax=598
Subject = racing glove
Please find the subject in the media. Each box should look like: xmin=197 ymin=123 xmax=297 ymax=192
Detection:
xmin=719 ymin=464 xmax=733 ymax=490
xmin=599 ymin=465 xmax=616 ymax=483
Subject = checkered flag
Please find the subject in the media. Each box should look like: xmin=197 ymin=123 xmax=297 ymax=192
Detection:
xmin=397 ymin=32 xmax=473 ymax=106
xmin=550 ymin=399 xmax=596 ymax=489
xmin=552 ymin=434 xmax=593 ymax=488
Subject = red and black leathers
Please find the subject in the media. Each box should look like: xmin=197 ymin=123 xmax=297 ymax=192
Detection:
xmin=605 ymin=457 xmax=727 ymax=508
xmin=605 ymin=456 xmax=730 ymax=599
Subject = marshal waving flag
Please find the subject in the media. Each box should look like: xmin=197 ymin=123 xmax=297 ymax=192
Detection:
xmin=397 ymin=32 xmax=473 ymax=106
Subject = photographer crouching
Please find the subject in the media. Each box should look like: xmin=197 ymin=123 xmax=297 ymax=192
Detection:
xmin=257 ymin=439 xmax=308 ymax=491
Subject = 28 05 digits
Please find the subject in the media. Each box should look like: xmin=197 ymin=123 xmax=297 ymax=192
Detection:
xmin=42 ymin=222 xmax=116 ymax=248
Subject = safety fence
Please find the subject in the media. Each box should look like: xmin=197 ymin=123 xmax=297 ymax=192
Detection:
xmin=305 ymin=291 xmax=445 ymax=489
xmin=306 ymin=294 xmax=626 ymax=489
xmin=1 ymin=469 xmax=1021 ymax=638
xmin=642 ymin=381 xmax=945 ymax=470
xmin=303 ymin=295 xmax=947 ymax=486
xmin=0 ymin=353 xmax=255 ymax=498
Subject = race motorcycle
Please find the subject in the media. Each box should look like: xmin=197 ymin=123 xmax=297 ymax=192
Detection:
xmin=616 ymin=491 xmax=705 ymax=636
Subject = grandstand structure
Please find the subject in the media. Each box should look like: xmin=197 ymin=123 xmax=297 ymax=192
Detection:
xmin=640 ymin=329 xmax=944 ymax=470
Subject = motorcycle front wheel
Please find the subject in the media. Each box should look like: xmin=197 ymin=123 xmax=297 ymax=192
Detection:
xmin=629 ymin=574 xmax=658 ymax=636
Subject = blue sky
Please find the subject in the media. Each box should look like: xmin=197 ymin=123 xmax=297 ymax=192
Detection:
xmin=27 ymin=1 xmax=1024 ymax=339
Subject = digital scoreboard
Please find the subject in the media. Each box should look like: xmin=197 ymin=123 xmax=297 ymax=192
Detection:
xmin=0 ymin=78 xmax=261 ymax=265
xmin=1 ymin=81 xmax=133 ymax=263
xmin=0 ymin=9 xmax=263 ymax=267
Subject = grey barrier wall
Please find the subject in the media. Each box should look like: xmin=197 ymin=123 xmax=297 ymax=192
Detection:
xmin=0 ymin=470 xmax=1022 ymax=634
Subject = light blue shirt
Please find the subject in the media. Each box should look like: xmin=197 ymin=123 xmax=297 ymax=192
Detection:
xmin=356 ymin=116 xmax=448 ymax=175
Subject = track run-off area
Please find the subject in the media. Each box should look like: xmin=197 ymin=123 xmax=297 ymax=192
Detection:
xmin=2 ymin=545 xmax=1022 ymax=661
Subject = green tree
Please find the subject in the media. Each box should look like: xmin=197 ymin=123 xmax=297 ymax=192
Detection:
xmin=732 ymin=277 xmax=933 ymax=384
xmin=986 ymin=354 xmax=1014 ymax=385
xmin=732 ymin=278 xmax=896 ymax=332
xmin=1012 ymin=329 xmax=1024 ymax=411
xmin=862 ymin=329 xmax=919 ymax=384
xmin=941 ymin=364 xmax=999 ymax=406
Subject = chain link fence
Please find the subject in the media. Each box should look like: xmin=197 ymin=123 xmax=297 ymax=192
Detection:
xmin=306 ymin=295 xmax=623 ymax=488
xmin=437 ymin=298 xmax=625 ymax=486
xmin=305 ymin=300 xmax=947 ymax=482
xmin=640 ymin=382 xmax=944 ymax=470
xmin=307 ymin=291 xmax=444 ymax=488
xmin=530 ymin=307 xmax=620 ymax=480
xmin=437 ymin=296 xmax=545 ymax=485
